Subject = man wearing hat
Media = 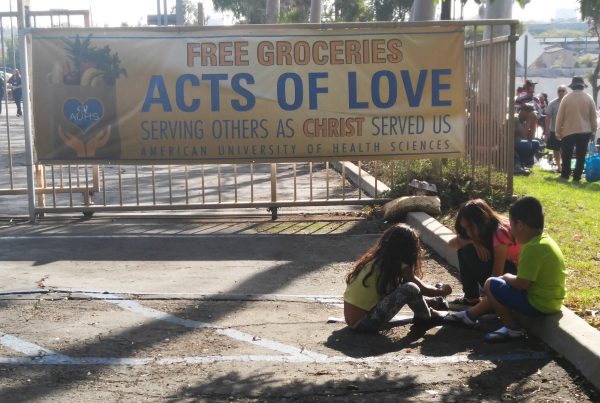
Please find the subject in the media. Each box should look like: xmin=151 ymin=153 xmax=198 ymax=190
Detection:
xmin=555 ymin=76 xmax=597 ymax=182
xmin=515 ymin=79 xmax=540 ymax=113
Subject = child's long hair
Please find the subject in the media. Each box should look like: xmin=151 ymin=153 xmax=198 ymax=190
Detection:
xmin=454 ymin=199 xmax=505 ymax=246
xmin=346 ymin=223 xmax=423 ymax=295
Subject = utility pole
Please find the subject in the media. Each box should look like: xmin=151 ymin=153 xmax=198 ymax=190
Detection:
xmin=176 ymin=0 xmax=184 ymax=25
xmin=162 ymin=0 xmax=168 ymax=25
xmin=266 ymin=0 xmax=280 ymax=24
xmin=483 ymin=0 xmax=512 ymax=38
xmin=410 ymin=0 xmax=435 ymax=21
xmin=197 ymin=2 xmax=205 ymax=26
xmin=310 ymin=0 xmax=321 ymax=23
xmin=441 ymin=0 xmax=451 ymax=20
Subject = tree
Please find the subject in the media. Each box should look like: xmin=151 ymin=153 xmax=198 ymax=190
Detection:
xmin=372 ymin=0 xmax=413 ymax=21
xmin=2 ymin=39 xmax=19 ymax=70
xmin=579 ymin=0 xmax=600 ymax=104
xmin=280 ymin=0 xmax=312 ymax=22
xmin=213 ymin=0 xmax=265 ymax=23
xmin=321 ymin=0 xmax=370 ymax=22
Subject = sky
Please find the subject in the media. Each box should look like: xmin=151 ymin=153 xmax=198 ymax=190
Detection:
xmin=1 ymin=0 xmax=583 ymax=27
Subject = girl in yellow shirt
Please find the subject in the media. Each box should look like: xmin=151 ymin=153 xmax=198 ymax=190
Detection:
xmin=344 ymin=223 xmax=452 ymax=332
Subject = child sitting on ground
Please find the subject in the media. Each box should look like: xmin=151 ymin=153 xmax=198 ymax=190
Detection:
xmin=448 ymin=199 xmax=520 ymax=307
xmin=344 ymin=223 xmax=452 ymax=333
xmin=446 ymin=197 xmax=566 ymax=342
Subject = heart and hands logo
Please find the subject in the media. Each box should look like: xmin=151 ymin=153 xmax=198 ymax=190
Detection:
xmin=59 ymin=98 xmax=111 ymax=158
xmin=63 ymin=98 xmax=104 ymax=133
xmin=47 ymin=34 xmax=127 ymax=160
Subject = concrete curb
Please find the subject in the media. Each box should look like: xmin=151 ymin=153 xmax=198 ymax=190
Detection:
xmin=330 ymin=161 xmax=390 ymax=197
xmin=406 ymin=212 xmax=459 ymax=268
xmin=340 ymin=160 xmax=600 ymax=391
xmin=524 ymin=307 xmax=600 ymax=389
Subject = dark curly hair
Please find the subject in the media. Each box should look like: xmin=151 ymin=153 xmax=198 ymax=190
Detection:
xmin=346 ymin=223 xmax=423 ymax=296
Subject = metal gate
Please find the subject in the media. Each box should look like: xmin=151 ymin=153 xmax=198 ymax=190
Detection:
xmin=0 ymin=8 xmax=517 ymax=220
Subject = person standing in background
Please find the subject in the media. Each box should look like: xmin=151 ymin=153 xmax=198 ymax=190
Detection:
xmin=8 ymin=69 xmax=22 ymax=117
xmin=555 ymin=76 xmax=597 ymax=182
xmin=544 ymin=85 xmax=568 ymax=173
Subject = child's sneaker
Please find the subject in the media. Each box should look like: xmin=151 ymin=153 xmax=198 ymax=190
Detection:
xmin=424 ymin=296 xmax=449 ymax=311
xmin=448 ymin=296 xmax=479 ymax=310
xmin=444 ymin=310 xmax=478 ymax=327
xmin=483 ymin=326 xmax=525 ymax=343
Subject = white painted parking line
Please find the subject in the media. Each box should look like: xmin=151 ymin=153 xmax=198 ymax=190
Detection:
xmin=82 ymin=292 xmax=329 ymax=362
xmin=0 ymin=290 xmax=552 ymax=367
xmin=0 ymin=290 xmax=343 ymax=301
xmin=0 ymin=336 xmax=550 ymax=367
xmin=0 ymin=332 xmax=73 ymax=364
xmin=0 ymin=352 xmax=551 ymax=366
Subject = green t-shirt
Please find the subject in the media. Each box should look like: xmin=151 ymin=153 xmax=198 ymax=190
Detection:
xmin=517 ymin=233 xmax=566 ymax=313
xmin=343 ymin=261 xmax=382 ymax=311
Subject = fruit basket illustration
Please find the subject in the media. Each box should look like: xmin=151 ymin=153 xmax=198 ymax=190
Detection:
xmin=46 ymin=34 xmax=127 ymax=160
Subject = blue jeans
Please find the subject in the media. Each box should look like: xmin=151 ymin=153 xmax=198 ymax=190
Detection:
xmin=515 ymin=139 xmax=540 ymax=167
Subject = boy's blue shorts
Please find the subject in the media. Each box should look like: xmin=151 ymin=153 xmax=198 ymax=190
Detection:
xmin=488 ymin=277 xmax=544 ymax=316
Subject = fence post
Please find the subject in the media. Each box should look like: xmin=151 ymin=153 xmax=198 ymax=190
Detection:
xmin=270 ymin=163 xmax=278 ymax=220
xmin=507 ymin=22 xmax=518 ymax=195
xmin=17 ymin=0 xmax=36 ymax=221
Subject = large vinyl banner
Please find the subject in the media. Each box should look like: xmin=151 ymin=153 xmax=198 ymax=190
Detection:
xmin=31 ymin=25 xmax=465 ymax=164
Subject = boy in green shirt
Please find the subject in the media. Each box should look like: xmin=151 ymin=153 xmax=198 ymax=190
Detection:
xmin=446 ymin=196 xmax=566 ymax=342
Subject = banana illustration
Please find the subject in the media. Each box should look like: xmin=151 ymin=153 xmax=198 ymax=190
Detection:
xmin=90 ymin=75 xmax=106 ymax=87
xmin=80 ymin=67 xmax=103 ymax=86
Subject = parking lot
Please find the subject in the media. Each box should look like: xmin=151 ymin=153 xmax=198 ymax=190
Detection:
xmin=0 ymin=216 xmax=596 ymax=401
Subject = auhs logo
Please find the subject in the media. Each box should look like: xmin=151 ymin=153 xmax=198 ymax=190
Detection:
xmin=63 ymin=98 xmax=103 ymax=132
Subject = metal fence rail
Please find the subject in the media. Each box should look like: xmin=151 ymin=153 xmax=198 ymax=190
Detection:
xmin=34 ymin=162 xmax=384 ymax=218
xmin=464 ymin=24 xmax=516 ymax=191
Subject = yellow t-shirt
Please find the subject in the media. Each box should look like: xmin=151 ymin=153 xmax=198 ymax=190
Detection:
xmin=343 ymin=261 xmax=382 ymax=311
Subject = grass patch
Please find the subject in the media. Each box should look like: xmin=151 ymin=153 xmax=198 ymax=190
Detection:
xmin=513 ymin=168 xmax=600 ymax=329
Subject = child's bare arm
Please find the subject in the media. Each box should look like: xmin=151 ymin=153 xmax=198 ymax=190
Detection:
xmin=448 ymin=235 xmax=471 ymax=249
xmin=501 ymin=273 xmax=531 ymax=290
xmin=492 ymin=244 xmax=509 ymax=277
xmin=449 ymin=236 xmax=490 ymax=262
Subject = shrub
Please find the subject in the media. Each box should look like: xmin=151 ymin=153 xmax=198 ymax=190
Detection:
xmin=376 ymin=158 xmax=513 ymax=213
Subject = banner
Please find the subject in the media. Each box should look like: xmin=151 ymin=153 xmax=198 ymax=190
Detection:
xmin=31 ymin=25 xmax=465 ymax=164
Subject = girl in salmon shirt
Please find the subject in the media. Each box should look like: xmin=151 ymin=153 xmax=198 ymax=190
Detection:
xmin=446 ymin=199 xmax=521 ymax=326
xmin=448 ymin=199 xmax=521 ymax=307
